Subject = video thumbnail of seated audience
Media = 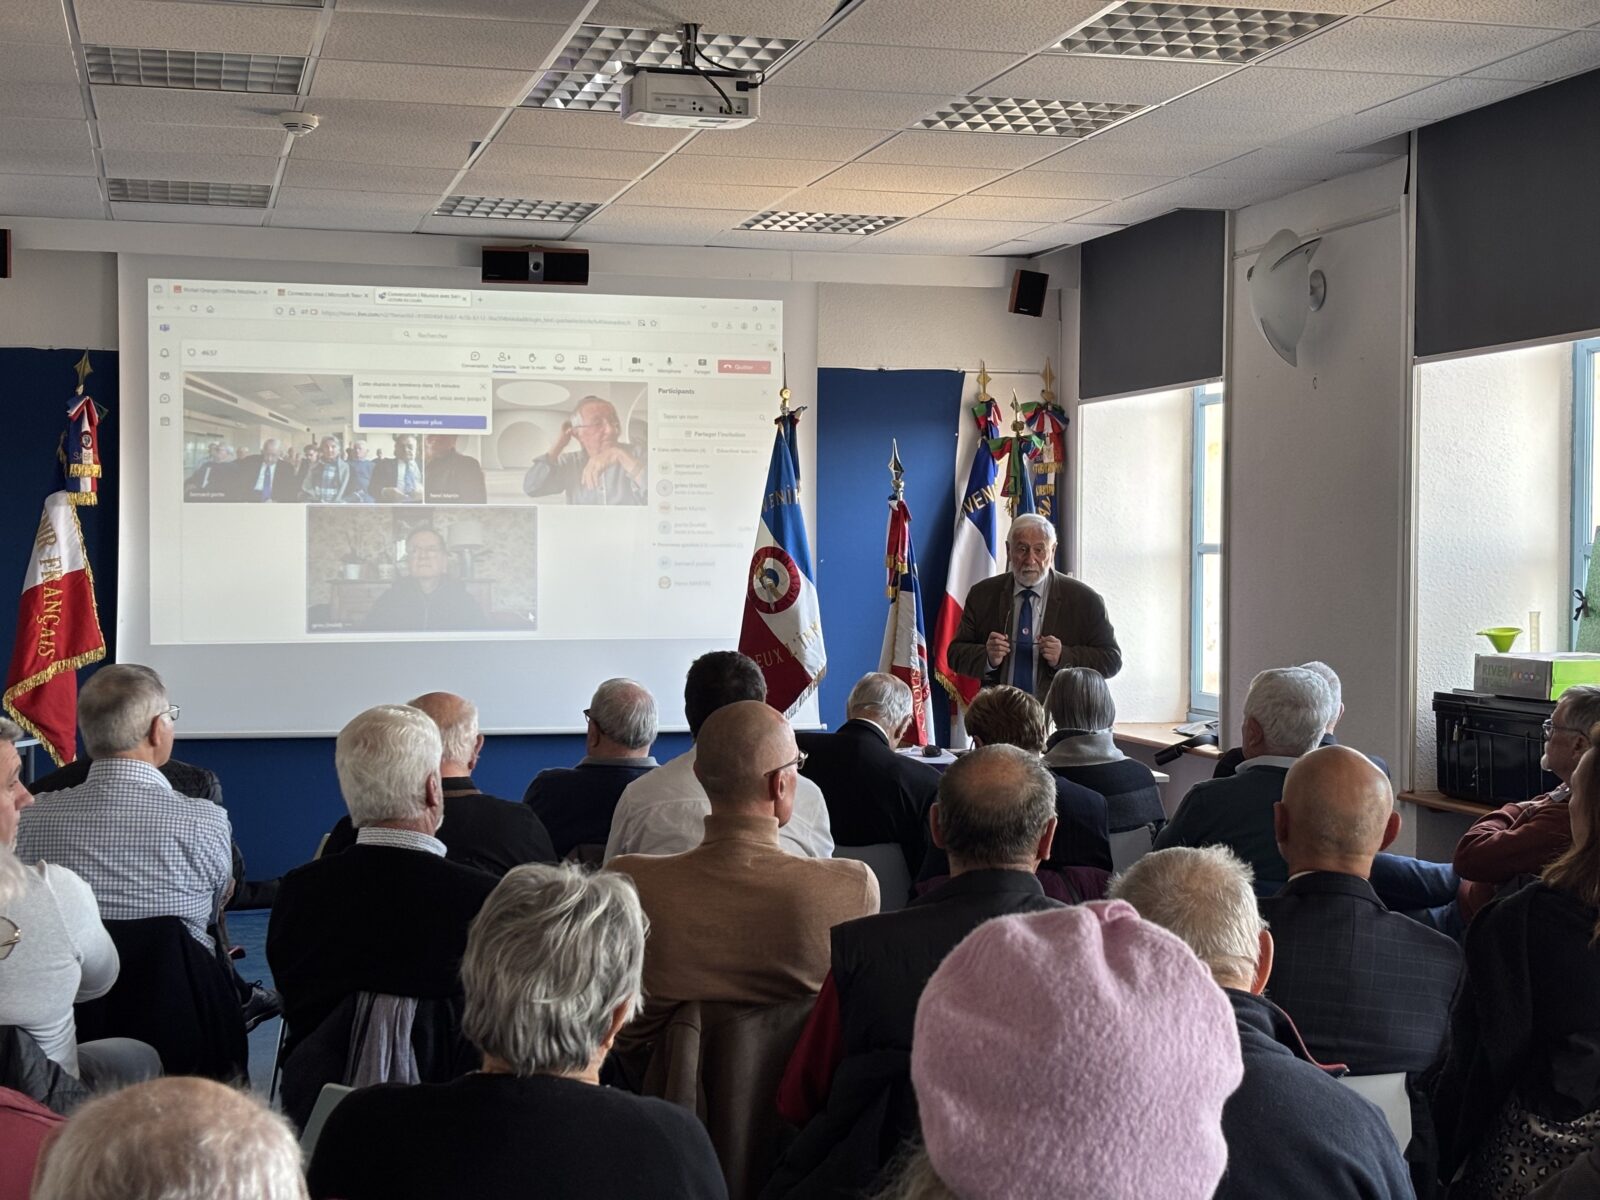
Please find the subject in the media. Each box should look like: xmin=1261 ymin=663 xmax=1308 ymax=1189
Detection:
xmin=304 ymin=505 xmax=537 ymax=634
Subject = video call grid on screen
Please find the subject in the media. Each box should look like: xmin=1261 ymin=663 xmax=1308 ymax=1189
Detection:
xmin=148 ymin=280 xmax=783 ymax=646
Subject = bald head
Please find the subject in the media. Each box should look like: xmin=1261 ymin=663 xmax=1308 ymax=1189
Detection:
xmin=407 ymin=691 xmax=481 ymax=769
xmin=934 ymin=744 xmax=1058 ymax=871
xmin=693 ymin=700 xmax=796 ymax=814
xmin=1276 ymin=745 xmax=1398 ymax=877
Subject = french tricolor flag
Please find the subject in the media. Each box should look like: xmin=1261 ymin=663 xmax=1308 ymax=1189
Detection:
xmin=879 ymin=492 xmax=933 ymax=746
xmin=931 ymin=397 xmax=1001 ymax=708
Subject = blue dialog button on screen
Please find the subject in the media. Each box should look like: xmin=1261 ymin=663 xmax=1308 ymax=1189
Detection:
xmin=360 ymin=415 xmax=488 ymax=430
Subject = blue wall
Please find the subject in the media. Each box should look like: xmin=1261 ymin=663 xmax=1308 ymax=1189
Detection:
xmin=4 ymin=350 xmax=966 ymax=878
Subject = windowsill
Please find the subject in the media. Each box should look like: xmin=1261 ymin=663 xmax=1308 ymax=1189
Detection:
xmin=1113 ymin=722 xmax=1223 ymax=759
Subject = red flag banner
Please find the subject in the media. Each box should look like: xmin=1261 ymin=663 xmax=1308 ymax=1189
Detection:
xmin=3 ymin=492 xmax=106 ymax=764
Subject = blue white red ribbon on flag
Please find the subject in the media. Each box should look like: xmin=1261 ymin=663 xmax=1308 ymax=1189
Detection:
xmin=739 ymin=409 xmax=826 ymax=716
xmin=879 ymin=492 xmax=933 ymax=747
xmin=931 ymin=394 xmax=1002 ymax=707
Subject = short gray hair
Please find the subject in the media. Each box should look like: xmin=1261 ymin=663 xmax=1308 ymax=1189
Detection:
xmin=1109 ymin=846 xmax=1265 ymax=987
xmin=1561 ymin=685 xmax=1600 ymax=739
xmin=1298 ymin=661 xmax=1342 ymax=728
xmin=0 ymin=717 xmax=22 ymax=747
xmin=463 ymin=864 xmax=646 ymax=1076
xmin=847 ymin=672 xmax=913 ymax=731
xmin=335 ymin=705 xmax=441 ymax=827
xmin=78 ymin=664 xmax=168 ymax=759
xmin=1008 ymin=513 xmax=1055 ymax=546
xmin=415 ymin=694 xmax=478 ymax=763
xmin=937 ymin=745 xmax=1058 ymax=865
xmin=588 ymin=678 xmax=657 ymax=750
xmin=32 ymin=1077 xmax=307 ymax=1200
xmin=1046 ymin=667 xmax=1116 ymax=733
xmin=1243 ymin=667 xmax=1331 ymax=757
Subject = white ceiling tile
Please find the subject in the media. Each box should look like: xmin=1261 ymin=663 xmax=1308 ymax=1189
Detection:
xmin=1261 ymin=16 xmax=1562 ymax=74
xmin=1009 ymin=220 xmax=1127 ymax=248
xmin=760 ymin=86 xmax=956 ymax=130
xmin=861 ymin=217 xmax=1051 ymax=254
xmin=678 ymin=122 xmax=888 ymax=161
xmin=99 ymin=122 xmax=287 ymax=157
xmin=417 ymin=214 xmax=578 ymax=237
xmin=977 ymin=170 xmax=1173 ymax=199
xmin=1173 ymin=67 xmax=1445 ymax=114
xmin=1045 ymin=192 xmax=1170 ymax=225
xmin=275 ymin=186 xmax=438 ymax=213
xmin=773 ymin=42 xmax=1020 ymax=95
xmin=644 ymin=154 xmax=836 ymax=187
xmin=453 ymin=171 xmax=628 ymax=203
xmin=0 ymin=173 xmax=103 ymax=218
xmin=101 ymin=150 xmax=279 ymax=184
xmin=710 ymin=228 xmax=899 ymax=250
xmin=288 ymin=100 xmax=502 ymax=166
xmin=827 ymin=0 xmax=1107 ymax=52
xmin=0 ymin=82 xmax=85 ymax=121
xmin=1469 ymin=29 xmax=1600 ymax=79
xmin=1113 ymin=103 xmax=1330 ymax=144
xmin=986 ymin=55 xmax=1236 ymax=105
xmin=1 ymin=0 xmax=68 ymax=47
xmin=320 ymin=13 xmax=568 ymax=71
xmin=0 ymin=41 xmax=78 ymax=84
xmin=269 ymin=208 xmax=426 ymax=233
xmin=1131 ymin=175 xmax=1314 ymax=209
xmin=587 ymin=0 xmax=841 ymax=40
xmin=311 ymin=60 xmax=536 ymax=108
xmin=282 ymin=159 xmax=460 ymax=195
xmin=339 ymin=0 xmax=590 ymax=19
xmin=931 ymin=194 xmax=1110 ymax=222
xmin=1270 ymin=111 xmax=1424 ymax=150
xmin=860 ymin=130 xmax=1065 ymax=169
xmin=1369 ymin=75 xmax=1540 ymax=117
xmin=771 ymin=186 xmax=954 ymax=217
xmin=91 ymin=87 xmax=274 ymax=128
xmin=109 ymin=202 xmax=266 ymax=226
xmin=575 ymin=204 xmax=745 ymax=245
xmin=1196 ymin=147 xmax=1397 ymax=180
xmin=76 ymin=0 xmax=320 ymax=55
xmin=495 ymin=109 xmax=688 ymax=151
xmin=0 ymin=119 xmax=96 ymax=174
xmin=612 ymin=177 xmax=792 ymax=210
xmin=1371 ymin=0 xmax=1600 ymax=26
xmin=293 ymin=132 xmax=476 ymax=168
xmin=472 ymin=141 xmax=666 ymax=179
xmin=1030 ymin=135 xmax=1250 ymax=175
xmin=816 ymin=162 xmax=1006 ymax=193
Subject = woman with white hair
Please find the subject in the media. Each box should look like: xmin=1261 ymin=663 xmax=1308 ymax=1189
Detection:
xmin=306 ymin=863 xmax=727 ymax=1199
xmin=1041 ymin=668 xmax=1164 ymax=833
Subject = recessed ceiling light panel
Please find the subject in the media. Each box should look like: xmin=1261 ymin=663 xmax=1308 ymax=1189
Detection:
xmin=1058 ymin=3 xmax=1340 ymax=64
xmin=918 ymin=96 xmax=1146 ymax=137
xmin=434 ymin=196 xmax=601 ymax=221
xmin=85 ymin=45 xmax=306 ymax=92
xmin=107 ymin=178 xmax=272 ymax=206
xmin=739 ymin=211 xmax=903 ymax=235
xmin=525 ymin=25 xmax=798 ymax=112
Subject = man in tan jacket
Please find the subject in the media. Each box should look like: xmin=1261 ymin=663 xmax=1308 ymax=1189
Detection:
xmin=610 ymin=701 xmax=880 ymax=1052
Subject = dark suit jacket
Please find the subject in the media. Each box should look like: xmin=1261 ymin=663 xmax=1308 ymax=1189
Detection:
xmin=797 ymin=720 xmax=940 ymax=876
xmin=946 ymin=570 xmax=1121 ymax=697
xmin=1155 ymin=763 xmax=1290 ymax=888
xmin=423 ymin=450 xmax=486 ymax=504
xmin=368 ymin=457 xmax=423 ymax=500
xmin=226 ymin=455 xmax=298 ymax=502
xmin=1214 ymin=734 xmax=1389 ymax=780
xmin=524 ymin=759 xmax=657 ymax=859
xmin=323 ymin=776 xmax=555 ymax=876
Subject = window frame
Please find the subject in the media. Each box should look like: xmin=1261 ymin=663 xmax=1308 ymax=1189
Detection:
xmin=1191 ymin=383 xmax=1224 ymax=717
xmin=1572 ymin=339 xmax=1600 ymax=648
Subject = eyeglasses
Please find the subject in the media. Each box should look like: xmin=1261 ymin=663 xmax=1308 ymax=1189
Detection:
xmin=582 ymin=707 xmax=608 ymax=738
xmin=1543 ymin=719 xmax=1584 ymax=737
xmin=161 ymin=704 xmax=181 ymax=725
xmin=764 ymin=750 xmax=808 ymax=779
xmin=0 ymin=917 xmax=19 ymax=962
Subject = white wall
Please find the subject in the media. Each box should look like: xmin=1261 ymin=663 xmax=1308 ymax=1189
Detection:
xmin=1079 ymin=387 xmax=1192 ymax=722
xmin=817 ymin=282 xmax=1061 ymax=372
xmin=0 ymin=249 xmax=117 ymax=349
xmin=1413 ymin=343 xmax=1572 ymax=788
xmin=1225 ymin=161 xmax=1410 ymax=770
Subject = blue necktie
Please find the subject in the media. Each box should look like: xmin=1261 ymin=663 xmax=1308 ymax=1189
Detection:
xmin=1015 ymin=588 xmax=1037 ymax=696
xmin=260 ymin=463 xmax=273 ymax=501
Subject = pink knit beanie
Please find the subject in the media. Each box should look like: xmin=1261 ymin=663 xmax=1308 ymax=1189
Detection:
xmin=911 ymin=899 xmax=1244 ymax=1200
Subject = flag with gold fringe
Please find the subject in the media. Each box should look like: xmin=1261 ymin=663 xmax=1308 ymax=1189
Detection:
xmin=879 ymin=443 xmax=933 ymax=747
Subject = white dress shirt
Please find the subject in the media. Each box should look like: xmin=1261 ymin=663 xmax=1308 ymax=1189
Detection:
xmin=603 ymin=746 xmax=835 ymax=864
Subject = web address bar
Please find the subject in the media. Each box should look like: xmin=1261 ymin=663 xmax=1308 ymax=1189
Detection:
xmin=397 ymin=328 xmax=594 ymax=347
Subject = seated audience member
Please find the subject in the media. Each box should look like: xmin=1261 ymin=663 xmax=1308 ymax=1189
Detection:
xmin=0 ymin=720 xmax=159 ymax=1090
xmin=183 ymin=442 xmax=231 ymax=500
xmin=299 ymin=435 xmax=350 ymax=502
xmin=797 ymin=672 xmax=941 ymax=877
xmin=423 ymin=433 xmax=487 ymax=504
xmin=1042 ymin=667 xmax=1165 ymax=832
xmin=0 ymin=1087 xmax=63 ymax=1200
xmin=323 ymin=691 xmax=555 ymax=874
xmin=1261 ymin=745 xmax=1462 ymax=1195
xmin=267 ymin=705 xmax=497 ymax=1069
xmin=605 ymin=651 xmax=833 ymax=862
xmin=873 ymin=901 xmax=1242 ymax=1200
xmin=1531 ymin=1144 xmax=1600 ymax=1199
xmin=307 ymin=864 xmax=726 ymax=1200
xmin=1453 ymin=684 xmax=1599 ymax=921
xmin=1433 ymin=726 xmax=1600 ymax=1196
xmin=523 ymin=395 xmax=647 ymax=506
xmin=1111 ymin=847 xmax=1413 ymax=1200
xmin=524 ymin=678 xmax=660 ymax=859
xmin=919 ymin=685 xmax=1110 ymax=889
xmin=31 ymin=1076 xmax=308 ymax=1200
xmin=348 ymin=439 xmax=374 ymax=502
xmin=1213 ymin=660 xmax=1388 ymax=779
xmin=16 ymin=666 xmax=232 ymax=953
xmin=361 ymin=527 xmax=487 ymax=632
xmin=227 ymin=438 xmax=295 ymax=503
xmin=770 ymin=745 xmax=1064 ymax=1198
xmin=369 ymin=433 xmax=424 ymax=502
xmin=1156 ymin=666 xmax=1456 ymax=914
xmin=610 ymin=701 xmax=878 ymax=1059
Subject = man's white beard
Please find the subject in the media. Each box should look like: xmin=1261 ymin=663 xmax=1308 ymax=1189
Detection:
xmin=1014 ymin=563 xmax=1047 ymax=586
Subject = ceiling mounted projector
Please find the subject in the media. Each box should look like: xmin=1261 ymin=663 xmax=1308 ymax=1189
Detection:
xmin=1247 ymin=228 xmax=1327 ymax=367
xmin=621 ymin=22 xmax=760 ymax=129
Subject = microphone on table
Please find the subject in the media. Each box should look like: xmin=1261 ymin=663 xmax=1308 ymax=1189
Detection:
xmin=1154 ymin=730 xmax=1218 ymax=766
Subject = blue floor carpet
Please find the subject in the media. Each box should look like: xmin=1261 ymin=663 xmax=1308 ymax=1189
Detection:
xmin=225 ymin=910 xmax=281 ymax=1095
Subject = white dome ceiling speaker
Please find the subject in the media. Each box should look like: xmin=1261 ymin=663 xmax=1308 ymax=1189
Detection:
xmin=1247 ymin=228 xmax=1327 ymax=367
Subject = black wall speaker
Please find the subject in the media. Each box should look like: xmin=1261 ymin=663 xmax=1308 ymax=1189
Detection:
xmin=481 ymin=244 xmax=589 ymax=286
xmin=1008 ymin=268 xmax=1048 ymax=317
xmin=0 ymin=230 xmax=10 ymax=280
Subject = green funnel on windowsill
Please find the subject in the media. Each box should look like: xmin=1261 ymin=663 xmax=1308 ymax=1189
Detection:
xmin=1478 ymin=626 xmax=1522 ymax=654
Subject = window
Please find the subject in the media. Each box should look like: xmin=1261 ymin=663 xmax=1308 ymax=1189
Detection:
xmin=1191 ymin=383 xmax=1224 ymax=715
xmin=1572 ymin=339 xmax=1600 ymax=646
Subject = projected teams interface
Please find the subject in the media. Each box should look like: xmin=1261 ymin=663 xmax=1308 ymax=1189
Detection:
xmin=147 ymin=280 xmax=781 ymax=644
